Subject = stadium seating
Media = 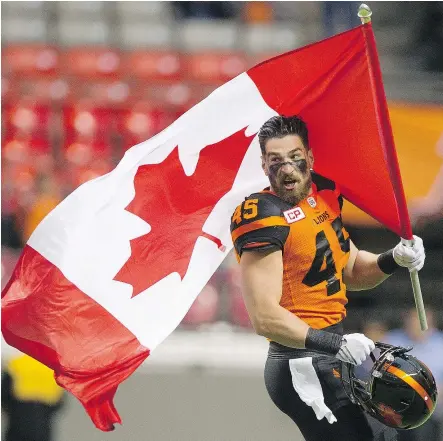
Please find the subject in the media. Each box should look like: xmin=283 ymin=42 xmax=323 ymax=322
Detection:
xmin=1 ymin=18 xmax=48 ymax=43
xmin=56 ymin=19 xmax=110 ymax=47
xmin=1 ymin=43 xmax=253 ymax=171
xmin=179 ymin=20 xmax=238 ymax=51
xmin=2 ymin=44 xmax=60 ymax=77
xmin=183 ymin=52 xmax=247 ymax=84
xmin=242 ymin=23 xmax=302 ymax=53
xmin=120 ymin=22 xmax=174 ymax=50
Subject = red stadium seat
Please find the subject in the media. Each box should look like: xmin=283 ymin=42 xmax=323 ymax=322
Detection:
xmin=4 ymin=98 xmax=53 ymax=140
xmin=132 ymin=81 xmax=219 ymax=113
xmin=61 ymin=48 xmax=122 ymax=79
xmin=2 ymin=139 xmax=30 ymax=163
xmin=63 ymin=139 xmax=112 ymax=166
xmin=2 ymin=76 xmax=70 ymax=105
xmin=64 ymin=140 xmax=94 ymax=166
xmin=137 ymin=81 xmax=194 ymax=110
xmin=18 ymin=77 xmax=71 ymax=103
xmin=117 ymin=101 xmax=178 ymax=151
xmin=2 ymin=137 xmax=51 ymax=162
xmin=183 ymin=52 xmax=248 ymax=85
xmin=69 ymin=79 xmax=132 ymax=107
xmin=182 ymin=283 xmax=220 ymax=326
xmin=123 ymin=50 xmax=183 ymax=83
xmin=62 ymin=100 xmax=117 ymax=145
xmin=2 ymin=44 xmax=60 ymax=77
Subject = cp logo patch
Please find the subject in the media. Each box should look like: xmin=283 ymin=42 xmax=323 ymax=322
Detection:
xmin=283 ymin=207 xmax=306 ymax=224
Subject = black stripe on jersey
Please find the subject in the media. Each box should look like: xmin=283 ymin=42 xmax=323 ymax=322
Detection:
xmin=234 ymin=226 xmax=290 ymax=257
xmin=311 ymin=171 xmax=336 ymax=191
xmin=311 ymin=171 xmax=344 ymax=211
xmin=311 ymin=171 xmax=335 ymax=191
xmin=249 ymin=191 xmax=293 ymax=211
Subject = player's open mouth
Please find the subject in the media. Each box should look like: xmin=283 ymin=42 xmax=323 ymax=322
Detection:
xmin=283 ymin=179 xmax=296 ymax=190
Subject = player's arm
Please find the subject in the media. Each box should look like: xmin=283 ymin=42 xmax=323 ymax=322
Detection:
xmin=240 ymin=248 xmax=375 ymax=364
xmin=239 ymin=249 xmax=309 ymax=348
xmin=344 ymin=238 xmax=426 ymax=291
xmin=336 ymin=193 xmax=388 ymax=291
xmin=343 ymin=241 xmax=390 ymax=291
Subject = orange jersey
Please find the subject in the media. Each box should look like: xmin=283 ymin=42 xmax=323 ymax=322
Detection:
xmin=230 ymin=172 xmax=350 ymax=329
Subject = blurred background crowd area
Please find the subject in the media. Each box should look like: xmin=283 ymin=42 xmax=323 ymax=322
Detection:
xmin=1 ymin=2 xmax=443 ymax=441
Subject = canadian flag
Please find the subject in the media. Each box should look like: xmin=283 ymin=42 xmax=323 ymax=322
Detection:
xmin=2 ymin=24 xmax=411 ymax=431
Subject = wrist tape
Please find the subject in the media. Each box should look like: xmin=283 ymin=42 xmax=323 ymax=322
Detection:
xmin=377 ymin=249 xmax=400 ymax=274
xmin=305 ymin=328 xmax=342 ymax=355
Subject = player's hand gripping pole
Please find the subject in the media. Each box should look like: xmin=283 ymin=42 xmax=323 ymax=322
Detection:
xmin=358 ymin=3 xmax=428 ymax=331
xmin=401 ymin=238 xmax=428 ymax=331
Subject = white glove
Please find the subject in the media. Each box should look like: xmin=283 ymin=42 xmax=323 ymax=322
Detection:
xmin=393 ymin=235 xmax=426 ymax=272
xmin=335 ymin=333 xmax=375 ymax=366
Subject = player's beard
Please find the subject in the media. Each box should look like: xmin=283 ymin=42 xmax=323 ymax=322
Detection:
xmin=269 ymin=165 xmax=312 ymax=206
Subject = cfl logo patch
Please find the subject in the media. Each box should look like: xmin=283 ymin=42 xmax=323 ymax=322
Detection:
xmin=283 ymin=207 xmax=306 ymax=224
xmin=307 ymin=196 xmax=317 ymax=208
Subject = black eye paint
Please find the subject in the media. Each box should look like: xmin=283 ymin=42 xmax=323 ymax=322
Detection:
xmin=269 ymin=159 xmax=308 ymax=176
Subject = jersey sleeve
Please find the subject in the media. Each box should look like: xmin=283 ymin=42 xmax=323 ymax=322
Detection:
xmin=230 ymin=194 xmax=290 ymax=257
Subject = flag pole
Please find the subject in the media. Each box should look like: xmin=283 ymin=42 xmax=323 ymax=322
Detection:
xmin=401 ymin=239 xmax=428 ymax=330
xmin=357 ymin=3 xmax=428 ymax=331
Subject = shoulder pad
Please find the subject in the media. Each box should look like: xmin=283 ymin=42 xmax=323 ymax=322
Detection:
xmin=230 ymin=192 xmax=290 ymax=231
xmin=230 ymin=192 xmax=290 ymax=257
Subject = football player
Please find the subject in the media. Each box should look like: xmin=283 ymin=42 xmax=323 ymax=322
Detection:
xmin=230 ymin=115 xmax=426 ymax=441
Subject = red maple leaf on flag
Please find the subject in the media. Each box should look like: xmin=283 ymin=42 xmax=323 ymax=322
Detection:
xmin=114 ymin=128 xmax=255 ymax=297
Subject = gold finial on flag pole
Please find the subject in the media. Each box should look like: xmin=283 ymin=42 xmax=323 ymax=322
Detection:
xmin=358 ymin=4 xmax=372 ymax=24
